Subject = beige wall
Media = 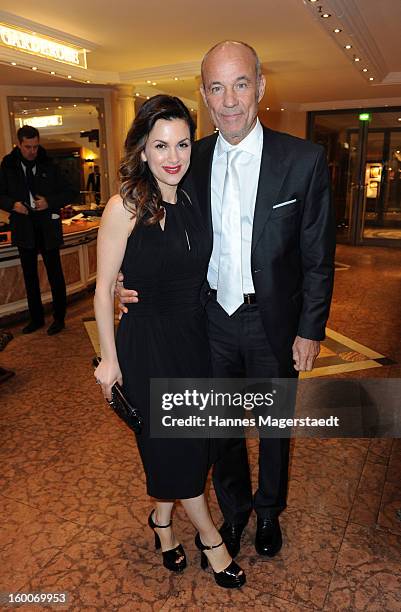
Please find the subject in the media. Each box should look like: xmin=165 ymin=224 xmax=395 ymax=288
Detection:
xmin=259 ymin=110 xmax=307 ymax=139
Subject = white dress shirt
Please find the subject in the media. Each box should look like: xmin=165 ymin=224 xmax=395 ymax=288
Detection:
xmin=208 ymin=118 xmax=263 ymax=294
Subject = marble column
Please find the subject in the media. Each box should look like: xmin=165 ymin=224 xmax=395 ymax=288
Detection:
xmin=195 ymin=76 xmax=215 ymax=140
xmin=116 ymin=85 xmax=136 ymax=155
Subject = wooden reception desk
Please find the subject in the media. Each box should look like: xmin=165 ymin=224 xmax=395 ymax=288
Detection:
xmin=0 ymin=219 xmax=100 ymax=322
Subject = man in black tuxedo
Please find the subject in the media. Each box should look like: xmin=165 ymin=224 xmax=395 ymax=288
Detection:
xmin=0 ymin=125 xmax=77 ymax=335
xmin=118 ymin=41 xmax=335 ymax=558
xmin=86 ymin=165 xmax=101 ymax=205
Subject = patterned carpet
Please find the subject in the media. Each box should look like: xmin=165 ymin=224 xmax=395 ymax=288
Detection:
xmin=83 ymin=318 xmax=394 ymax=378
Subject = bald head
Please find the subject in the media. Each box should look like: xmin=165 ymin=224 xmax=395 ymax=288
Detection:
xmin=201 ymin=41 xmax=262 ymax=86
xmin=200 ymin=40 xmax=266 ymax=144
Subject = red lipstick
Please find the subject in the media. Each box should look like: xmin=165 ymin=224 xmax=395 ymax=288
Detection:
xmin=162 ymin=165 xmax=182 ymax=174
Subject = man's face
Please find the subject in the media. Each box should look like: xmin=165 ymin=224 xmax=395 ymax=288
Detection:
xmin=201 ymin=44 xmax=265 ymax=144
xmin=19 ymin=137 xmax=39 ymax=162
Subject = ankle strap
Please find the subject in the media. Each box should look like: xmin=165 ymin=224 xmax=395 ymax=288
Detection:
xmin=151 ymin=511 xmax=172 ymax=529
xmin=202 ymin=539 xmax=224 ymax=551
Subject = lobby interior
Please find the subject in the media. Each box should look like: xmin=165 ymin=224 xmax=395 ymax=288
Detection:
xmin=1 ymin=1 xmax=401 ymax=610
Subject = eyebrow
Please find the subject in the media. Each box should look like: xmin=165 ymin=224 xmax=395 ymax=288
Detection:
xmin=208 ymin=75 xmax=252 ymax=86
xmin=151 ymin=138 xmax=190 ymax=144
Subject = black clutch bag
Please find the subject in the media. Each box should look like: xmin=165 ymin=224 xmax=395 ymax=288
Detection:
xmin=92 ymin=357 xmax=143 ymax=434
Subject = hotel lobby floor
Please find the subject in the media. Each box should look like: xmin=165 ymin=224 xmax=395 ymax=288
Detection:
xmin=1 ymin=244 xmax=401 ymax=611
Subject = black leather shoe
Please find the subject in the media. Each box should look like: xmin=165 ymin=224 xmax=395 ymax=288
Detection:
xmin=219 ymin=521 xmax=247 ymax=558
xmin=22 ymin=320 xmax=45 ymax=334
xmin=47 ymin=320 xmax=65 ymax=336
xmin=255 ymin=517 xmax=282 ymax=557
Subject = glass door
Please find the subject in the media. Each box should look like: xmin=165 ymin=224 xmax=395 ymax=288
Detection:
xmin=309 ymin=108 xmax=401 ymax=246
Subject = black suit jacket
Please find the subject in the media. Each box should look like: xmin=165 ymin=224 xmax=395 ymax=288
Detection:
xmin=0 ymin=146 xmax=77 ymax=250
xmin=183 ymin=125 xmax=336 ymax=368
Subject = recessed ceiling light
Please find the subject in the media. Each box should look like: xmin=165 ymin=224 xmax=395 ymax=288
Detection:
xmin=50 ymin=71 xmax=56 ymax=75
xmin=344 ymin=44 xmax=352 ymax=50
xmin=152 ymin=82 xmax=157 ymax=86
xmin=135 ymin=93 xmax=140 ymax=97
xmin=67 ymin=75 xmax=72 ymax=79
xmin=174 ymin=77 xmax=179 ymax=81
xmin=146 ymin=80 xmax=151 ymax=84
xmin=308 ymin=0 xmax=318 ymax=3
xmin=73 ymin=104 xmax=77 ymax=107
xmin=354 ymin=57 xmax=360 ymax=62
xmin=369 ymin=77 xmax=374 ymax=81
xmin=280 ymin=108 xmax=285 ymax=111
xmin=266 ymin=107 xmax=270 ymax=111
xmin=362 ymin=68 xmax=368 ymax=72
xmin=11 ymin=61 xmax=17 ymax=66
xmin=32 ymin=66 xmax=37 ymax=71
xmin=333 ymin=28 xmax=342 ymax=33
xmin=321 ymin=13 xmax=331 ymax=18
xmin=396 ymin=150 xmax=400 ymax=154
xmin=86 ymin=80 xmax=91 ymax=83
xmin=398 ymin=117 xmax=401 ymax=121
xmin=146 ymin=96 xmax=150 ymax=99
xmin=45 ymin=107 xmax=49 ymax=110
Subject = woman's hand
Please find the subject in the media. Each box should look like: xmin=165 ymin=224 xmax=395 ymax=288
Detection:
xmin=94 ymin=359 xmax=123 ymax=401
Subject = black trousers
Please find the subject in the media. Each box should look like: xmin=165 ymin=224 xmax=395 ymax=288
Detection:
xmin=18 ymin=245 xmax=66 ymax=324
xmin=206 ymin=293 xmax=294 ymax=523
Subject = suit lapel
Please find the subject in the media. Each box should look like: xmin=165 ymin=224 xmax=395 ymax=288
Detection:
xmin=193 ymin=135 xmax=217 ymax=239
xmin=251 ymin=127 xmax=291 ymax=252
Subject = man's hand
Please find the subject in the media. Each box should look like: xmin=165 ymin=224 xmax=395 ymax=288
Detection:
xmin=12 ymin=201 xmax=28 ymax=215
xmin=292 ymin=336 xmax=320 ymax=372
xmin=115 ymin=271 xmax=138 ymax=319
xmin=34 ymin=195 xmax=48 ymax=211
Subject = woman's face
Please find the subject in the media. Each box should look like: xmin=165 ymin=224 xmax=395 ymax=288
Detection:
xmin=141 ymin=118 xmax=191 ymax=196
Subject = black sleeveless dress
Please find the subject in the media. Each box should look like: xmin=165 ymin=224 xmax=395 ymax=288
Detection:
xmin=115 ymin=193 xmax=212 ymax=499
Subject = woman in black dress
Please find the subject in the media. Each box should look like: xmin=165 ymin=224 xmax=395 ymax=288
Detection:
xmin=94 ymin=96 xmax=245 ymax=588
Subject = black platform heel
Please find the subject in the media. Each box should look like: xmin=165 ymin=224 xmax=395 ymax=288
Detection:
xmin=148 ymin=510 xmax=186 ymax=572
xmin=195 ymin=533 xmax=246 ymax=588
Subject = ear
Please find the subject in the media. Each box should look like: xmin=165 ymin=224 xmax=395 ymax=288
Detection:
xmin=257 ymin=75 xmax=266 ymax=103
xmin=140 ymin=150 xmax=147 ymax=163
xmin=200 ymin=84 xmax=208 ymax=108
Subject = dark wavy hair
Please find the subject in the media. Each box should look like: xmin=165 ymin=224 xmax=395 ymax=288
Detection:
xmin=119 ymin=95 xmax=196 ymax=226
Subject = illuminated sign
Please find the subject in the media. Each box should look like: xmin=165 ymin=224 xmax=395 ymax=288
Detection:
xmin=0 ymin=24 xmax=87 ymax=68
xmin=18 ymin=115 xmax=63 ymax=129
xmin=359 ymin=113 xmax=371 ymax=122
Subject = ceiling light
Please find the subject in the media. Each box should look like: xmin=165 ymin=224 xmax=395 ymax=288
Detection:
xmin=362 ymin=68 xmax=368 ymax=72
xmin=308 ymin=0 xmax=318 ymax=2
xmin=73 ymin=104 xmax=77 ymax=107
xmin=86 ymin=80 xmax=91 ymax=83
xmin=369 ymin=77 xmax=374 ymax=81
xmin=32 ymin=66 xmax=37 ymax=70
xmin=146 ymin=80 xmax=151 ymax=84
xmin=174 ymin=77 xmax=179 ymax=81
xmin=50 ymin=71 xmax=56 ymax=75
xmin=280 ymin=108 xmax=285 ymax=111
xmin=152 ymin=82 xmax=157 ymax=86
xmin=266 ymin=107 xmax=270 ymax=111
xmin=344 ymin=44 xmax=352 ymax=50
xmin=11 ymin=61 xmax=17 ymax=66
xmin=67 ymin=75 xmax=72 ymax=79
xmin=58 ymin=105 xmax=62 ymax=109
xmin=190 ymin=108 xmax=194 ymax=112
xmin=333 ymin=28 xmax=342 ymax=33
xmin=397 ymin=118 xmax=401 ymax=121
xmin=321 ymin=13 xmax=331 ymax=18
xmin=396 ymin=150 xmax=400 ymax=154
xmin=135 ymin=93 xmax=140 ymax=97
xmin=146 ymin=96 xmax=150 ymax=99
xmin=354 ymin=57 xmax=360 ymax=62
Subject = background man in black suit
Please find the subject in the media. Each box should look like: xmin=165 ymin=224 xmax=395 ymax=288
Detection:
xmin=118 ymin=41 xmax=335 ymax=559
xmin=0 ymin=125 xmax=77 ymax=335
xmin=86 ymin=164 xmax=101 ymax=205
